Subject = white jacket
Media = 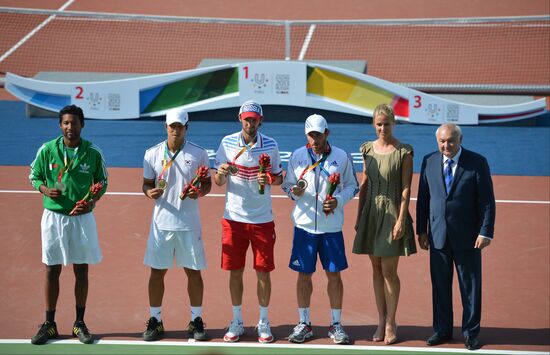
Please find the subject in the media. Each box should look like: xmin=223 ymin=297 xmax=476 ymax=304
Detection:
xmin=282 ymin=144 xmax=358 ymax=234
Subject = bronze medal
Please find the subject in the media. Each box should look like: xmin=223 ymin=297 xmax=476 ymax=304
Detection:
xmin=157 ymin=179 xmax=167 ymax=190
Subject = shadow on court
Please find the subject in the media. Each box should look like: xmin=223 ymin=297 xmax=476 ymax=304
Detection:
xmin=91 ymin=324 xmax=550 ymax=348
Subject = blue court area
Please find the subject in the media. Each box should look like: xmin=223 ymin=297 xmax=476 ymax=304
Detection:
xmin=2 ymin=101 xmax=549 ymax=175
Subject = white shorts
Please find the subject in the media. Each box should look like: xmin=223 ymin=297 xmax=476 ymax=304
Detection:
xmin=144 ymin=221 xmax=206 ymax=270
xmin=41 ymin=209 xmax=102 ymax=266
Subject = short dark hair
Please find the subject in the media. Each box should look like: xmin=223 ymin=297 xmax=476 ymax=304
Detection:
xmin=59 ymin=105 xmax=85 ymax=125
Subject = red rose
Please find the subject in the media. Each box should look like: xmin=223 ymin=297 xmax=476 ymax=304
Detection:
xmin=258 ymin=153 xmax=271 ymax=195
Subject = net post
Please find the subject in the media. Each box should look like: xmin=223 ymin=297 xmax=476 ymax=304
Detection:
xmin=284 ymin=20 xmax=291 ymax=60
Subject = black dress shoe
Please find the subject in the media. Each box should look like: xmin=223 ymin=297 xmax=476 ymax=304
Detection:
xmin=464 ymin=336 xmax=480 ymax=350
xmin=427 ymin=332 xmax=452 ymax=346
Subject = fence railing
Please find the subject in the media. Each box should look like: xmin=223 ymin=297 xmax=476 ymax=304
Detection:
xmin=1 ymin=7 xmax=549 ymax=94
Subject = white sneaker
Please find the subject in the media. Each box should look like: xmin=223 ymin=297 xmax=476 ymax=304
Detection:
xmin=288 ymin=322 xmax=313 ymax=343
xmin=256 ymin=321 xmax=274 ymax=343
xmin=328 ymin=322 xmax=350 ymax=344
xmin=223 ymin=320 xmax=244 ymax=342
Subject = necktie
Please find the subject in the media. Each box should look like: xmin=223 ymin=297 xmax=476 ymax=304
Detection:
xmin=445 ymin=159 xmax=454 ymax=194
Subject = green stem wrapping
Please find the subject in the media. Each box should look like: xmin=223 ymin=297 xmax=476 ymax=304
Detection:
xmin=258 ymin=166 xmax=266 ymax=194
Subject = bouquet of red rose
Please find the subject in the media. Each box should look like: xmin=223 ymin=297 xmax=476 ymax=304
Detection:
xmin=324 ymin=172 xmax=340 ymax=216
xmin=69 ymin=181 xmax=103 ymax=215
xmin=258 ymin=153 xmax=271 ymax=195
xmin=180 ymin=166 xmax=209 ymax=200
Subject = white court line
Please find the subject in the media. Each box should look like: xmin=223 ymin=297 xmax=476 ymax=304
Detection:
xmin=298 ymin=24 xmax=316 ymax=60
xmin=0 ymin=190 xmax=549 ymax=204
xmin=0 ymin=339 xmax=547 ymax=355
xmin=0 ymin=0 xmax=75 ymax=63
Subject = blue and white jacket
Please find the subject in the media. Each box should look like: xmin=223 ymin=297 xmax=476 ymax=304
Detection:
xmin=282 ymin=144 xmax=358 ymax=234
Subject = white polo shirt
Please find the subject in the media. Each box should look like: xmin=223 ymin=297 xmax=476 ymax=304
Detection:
xmin=143 ymin=140 xmax=210 ymax=231
xmin=215 ymin=131 xmax=283 ymax=224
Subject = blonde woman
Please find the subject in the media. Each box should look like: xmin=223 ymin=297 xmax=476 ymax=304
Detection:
xmin=353 ymin=104 xmax=416 ymax=345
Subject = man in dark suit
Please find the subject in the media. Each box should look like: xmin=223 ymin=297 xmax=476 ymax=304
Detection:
xmin=416 ymin=123 xmax=495 ymax=351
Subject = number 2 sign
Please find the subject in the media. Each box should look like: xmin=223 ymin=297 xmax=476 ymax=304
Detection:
xmin=74 ymin=86 xmax=84 ymax=99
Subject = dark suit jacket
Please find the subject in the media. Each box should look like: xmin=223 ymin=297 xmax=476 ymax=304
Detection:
xmin=416 ymin=148 xmax=496 ymax=251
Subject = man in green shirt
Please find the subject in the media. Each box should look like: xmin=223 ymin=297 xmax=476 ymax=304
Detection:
xmin=29 ymin=105 xmax=108 ymax=345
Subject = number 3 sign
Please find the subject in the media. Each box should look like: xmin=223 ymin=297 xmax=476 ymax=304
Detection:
xmin=413 ymin=95 xmax=422 ymax=108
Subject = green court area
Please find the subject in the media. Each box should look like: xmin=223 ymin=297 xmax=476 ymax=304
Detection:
xmin=0 ymin=341 xmax=539 ymax=355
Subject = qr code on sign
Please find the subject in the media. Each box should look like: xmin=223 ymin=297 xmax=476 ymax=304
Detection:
xmin=108 ymin=93 xmax=120 ymax=111
xmin=446 ymin=104 xmax=459 ymax=122
xmin=275 ymin=74 xmax=290 ymax=94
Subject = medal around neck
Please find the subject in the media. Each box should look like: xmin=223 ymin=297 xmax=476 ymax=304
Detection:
xmin=228 ymin=164 xmax=239 ymax=176
xmin=157 ymin=179 xmax=167 ymax=190
xmin=297 ymin=179 xmax=308 ymax=190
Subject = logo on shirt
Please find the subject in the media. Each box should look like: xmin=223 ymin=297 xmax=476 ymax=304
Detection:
xmin=329 ymin=160 xmax=339 ymax=167
xmin=292 ymin=259 xmax=301 ymax=267
xmin=185 ymin=160 xmax=192 ymax=166
xmin=79 ymin=163 xmax=91 ymax=174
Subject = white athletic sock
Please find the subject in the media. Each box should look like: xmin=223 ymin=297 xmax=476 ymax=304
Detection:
xmin=232 ymin=305 xmax=243 ymax=323
xmin=259 ymin=306 xmax=269 ymax=324
xmin=331 ymin=308 xmax=342 ymax=325
xmin=150 ymin=306 xmax=162 ymax=322
xmin=191 ymin=306 xmax=202 ymax=320
xmin=298 ymin=307 xmax=310 ymax=324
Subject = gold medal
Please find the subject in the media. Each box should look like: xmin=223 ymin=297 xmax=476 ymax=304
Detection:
xmin=157 ymin=143 xmax=181 ymax=190
xmin=157 ymin=179 xmax=167 ymax=190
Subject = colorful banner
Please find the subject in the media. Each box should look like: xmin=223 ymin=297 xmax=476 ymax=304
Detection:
xmin=5 ymin=61 xmax=546 ymax=124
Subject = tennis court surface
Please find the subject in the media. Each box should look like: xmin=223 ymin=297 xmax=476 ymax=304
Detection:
xmin=0 ymin=1 xmax=548 ymax=354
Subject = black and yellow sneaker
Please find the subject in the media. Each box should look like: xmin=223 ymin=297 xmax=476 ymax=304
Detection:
xmin=31 ymin=321 xmax=58 ymax=345
xmin=188 ymin=317 xmax=208 ymax=341
xmin=72 ymin=320 xmax=93 ymax=344
xmin=143 ymin=317 xmax=164 ymax=341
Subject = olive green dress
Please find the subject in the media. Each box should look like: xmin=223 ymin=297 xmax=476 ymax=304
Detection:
xmin=353 ymin=141 xmax=417 ymax=257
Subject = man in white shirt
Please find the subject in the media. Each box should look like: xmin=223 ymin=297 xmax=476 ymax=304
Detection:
xmin=142 ymin=107 xmax=212 ymax=342
xmin=282 ymin=114 xmax=358 ymax=345
xmin=214 ymin=100 xmax=283 ymax=343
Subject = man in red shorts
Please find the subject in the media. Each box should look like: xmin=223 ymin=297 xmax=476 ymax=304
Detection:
xmin=214 ymin=100 xmax=283 ymax=343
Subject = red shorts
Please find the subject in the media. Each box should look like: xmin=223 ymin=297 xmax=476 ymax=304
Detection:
xmin=221 ymin=218 xmax=276 ymax=272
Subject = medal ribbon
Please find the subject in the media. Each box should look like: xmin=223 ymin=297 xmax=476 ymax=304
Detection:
xmin=230 ymin=135 xmax=257 ymax=165
xmin=299 ymin=143 xmax=331 ymax=180
xmin=58 ymin=145 xmax=79 ymax=183
xmin=159 ymin=142 xmax=181 ymax=180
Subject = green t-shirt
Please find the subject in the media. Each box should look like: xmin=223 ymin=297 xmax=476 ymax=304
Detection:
xmin=29 ymin=136 xmax=108 ymax=215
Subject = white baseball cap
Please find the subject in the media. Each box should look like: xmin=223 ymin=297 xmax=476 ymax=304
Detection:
xmin=305 ymin=114 xmax=328 ymax=134
xmin=239 ymin=100 xmax=263 ymax=119
xmin=166 ymin=107 xmax=189 ymax=125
